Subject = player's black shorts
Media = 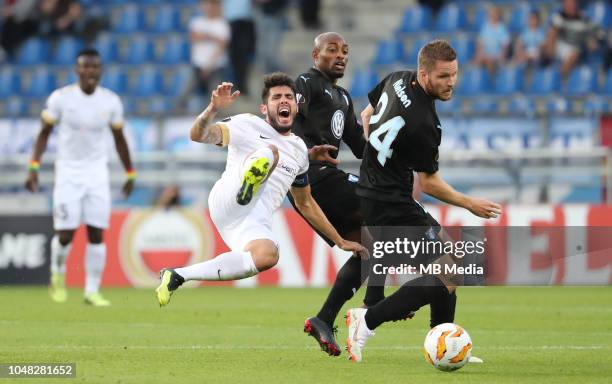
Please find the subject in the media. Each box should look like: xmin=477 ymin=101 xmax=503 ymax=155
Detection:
xmin=288 ymin=166 xmax=362 ymax=246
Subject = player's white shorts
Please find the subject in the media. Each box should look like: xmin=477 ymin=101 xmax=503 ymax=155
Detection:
xmin=53 ymin=165 xmax=111 ymax=230
xmin=208 ymin=177 xmax=279 ymax=252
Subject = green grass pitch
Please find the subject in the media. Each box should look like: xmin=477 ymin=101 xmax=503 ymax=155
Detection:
xmin=1 ymin=286 xmax=611 ymax=383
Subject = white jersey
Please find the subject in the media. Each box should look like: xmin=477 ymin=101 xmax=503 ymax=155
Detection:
xmin=42 ymin=84 xmax=124 ymax=171
xmin=218 ymin=113 xmax=309 ymax=214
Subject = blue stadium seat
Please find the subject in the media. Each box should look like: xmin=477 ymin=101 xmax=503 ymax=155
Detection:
xmin=22 ymin=67 xmax=56 ymax=97
xmin=508 ymin=96 xmax=535 ymax=115
xmin=94 ymin=33 xmax=118 ymax=62
xmin=112 ymin=4 xmax=144 ymax=33
xmin=51 ymin=37 xmax=83 ymax=65
xmin=587 ymin=1 xmax=611 ymax=27
xmin=493 ymin=66 xmax=524 ymax=94
xmin=397 ymin=5 xmax=432 ymax=34
xmin=5 ymin=97 xmax=27 ymax=117
xmin=157 ymin=34 xmax=190 ymax=64
xmin=163 ymin=66 xmax=192 ymax=97
xmin=0 ymin=67 xmax=19 ymax=98
xmin=450 ymin=34 xmax=475 ymax=63
xmin=508 ymin=2 xmax=532 ymax=33
xmin=130 ymin=66 xmax=162 ymax=96
xmin=146 ymin=5 xmax=179 ymax=33
xmin=101 ymin=65 xmax=128 ymax=93
xmin=405 ymin=35 xmax=432 ymax=64
xmin=14 ymin=38 xmax=49 ymax=65
xmin=526 ymin=67 xmax=561 ymax=95
xmin=434 ymin=4 xmax=467 ymax=32
xmin=469 ymin=3 xmax=489 ymax=32
xmin=602 ymin=69 xmax=612 ymax=95
xmin=373 ymin=39 xmax=403 ymax=66
xmin=435 ymin=96 xmax=459 ymax=115
xmin=456 ymin=66 xmax=491 ymax=95
xmin=54 ymin=68 xmax=78 ymax=87
xmin=121 ymin=35 xmax=153 ymax=64
xmin=564 ymin=66 xmax=597 ymax=96
xmin=350 ymin=68 xmax=378 ymax=99
xmin=545 ymin=97 xmax=569 ymax=114
xmin=470 ymin=97 xmax=499 ymax=113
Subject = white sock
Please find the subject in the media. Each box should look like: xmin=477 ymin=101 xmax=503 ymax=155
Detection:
xmin=50 ymin=235 xmax=71 ymax=275
xmin=175 ymin=251 xmax=259 ymax=281
xmin=85 ymin=243 xmax=106 ymax=295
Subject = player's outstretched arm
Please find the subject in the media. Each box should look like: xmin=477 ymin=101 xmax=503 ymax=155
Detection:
xmin=290 ymin=185 xmax=369 ymax=258
xmin=25 ymin=121 xmax=54 ymax=193
xmin=190 ymin=82 xmax=239 ymax=145
xmin=418 ymin=171 xmax=502 ymax=219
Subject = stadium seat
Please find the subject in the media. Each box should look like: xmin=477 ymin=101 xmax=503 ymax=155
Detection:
xmin=54 ymin=68 xmax=78 ymax=87
xmin=14 ymin=38 xmax=49 ymax=65
xmin=112 ymin=4 xmax=144 ymax=33
xmin=493 ymin=66 xmax=524 ymax=94
xmin=470 ymin=97 xmax=499 ymax=114
xmin=587 ymin=1 xmax=611 ymax=28
xmin=100 ymin=65 xmax=128 ymax=93
xmin=130 ymin=65 xmax=162 ymax=96
xmin=0 ymin=67 xmax=19 ymax=98
xmin=349 ymin=68 xmax=378 ymax=99
xmin=157 ymin=34 xmax=190 ymax=64
xmin=373 ymin=39 xmax=403 ymax=66
xmin=93 ymin=33 xmax=118 ymax=62
xmin=21 ymin=67 xmax=56 ymax=97
xmin=51 ymin=37 xmax=83 ymax=65
xmin=146 ymin=5 xmax=179 ymax=33
xmin=435 ymin=96 xmax=459 ymax=115
xmin=526 ymin=67 xmax=561 ymax=95
xmin=163 ymin=66 xmax=192 ymax=97
xmin=5 ymin=97 xmax=27 ymax=116
xmin=508 ymin=2 xmax=532 ymax=33
xmin=602 ymin=69 xmax=612 ymax=95
xmin=564 ymin=66 xmax=597 ymax=96
xmin=545 ymin=97 xmax=569 ymax=114
xmin=433 ymin=4 xmax=467 ymax=32
xmin=450 ymin=34 xmax=475 ymax=63
xmin=121 ymin=35 xmax=153 ymax=64
xmin=397 ymin=5 xmax=432 ymax=34
xmin=456 ymin=66 xmax=491 ymax=95
xmin=508 ymin=96 xmax=535 ymax=115
xmin=405 ymin=35 xmax=432 ymax=65
xmin=469 ymin=3 xmax=489 ymax=32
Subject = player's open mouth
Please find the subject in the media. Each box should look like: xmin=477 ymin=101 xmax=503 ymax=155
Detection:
xmin=278 ymin=107 xmax=291 ymax=118
xmin=333 ymin=62 xmax=345 ymax=70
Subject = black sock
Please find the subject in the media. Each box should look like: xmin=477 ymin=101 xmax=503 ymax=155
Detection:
xmin=316 ymin=256 xmax=363 ymax=325
xmin=364 ymin=275 xmax=446 ymax=330
xmin=362 ymin=256 xmax=387 ymax=306
xmin=430 ymin=291 xmax=457 ymax=328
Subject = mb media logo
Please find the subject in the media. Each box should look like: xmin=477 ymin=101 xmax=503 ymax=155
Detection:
xmin=119 ymin=209 xmax=214 ymax=287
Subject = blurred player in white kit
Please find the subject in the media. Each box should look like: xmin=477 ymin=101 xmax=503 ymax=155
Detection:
xmin=156 ymin=73 xmax=367 ymax=306
xmin=25 ymin=48 xmax=135 ymax=306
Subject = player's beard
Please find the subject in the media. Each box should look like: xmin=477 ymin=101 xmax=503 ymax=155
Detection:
xmin=267 ymin=113 xmax=292 ymax=133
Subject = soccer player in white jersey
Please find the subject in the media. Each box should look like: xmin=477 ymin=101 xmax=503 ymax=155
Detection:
xmin=155 ymin=73 xmax=367 ymax=306
xmin=25 ymin=48 xmax=135 ymax=306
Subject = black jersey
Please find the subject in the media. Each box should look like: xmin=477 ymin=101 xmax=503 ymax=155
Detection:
xmin=292 ymin=68 xmax=366 ymax=172
xmin=356 ymin=71 xmax=442 ymax=203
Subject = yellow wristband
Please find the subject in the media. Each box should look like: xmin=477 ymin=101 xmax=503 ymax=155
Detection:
xmin=126 ymin=170 xmax=136 ymax=181
xmin=28 ymin=161 xmax=40 ymax=172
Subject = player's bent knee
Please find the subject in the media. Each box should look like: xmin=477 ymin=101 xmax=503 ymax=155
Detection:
xmin=57 ymin=230 xmax=75 ymax=246
xmin=244 ymin=239 xmax=279 ymax=272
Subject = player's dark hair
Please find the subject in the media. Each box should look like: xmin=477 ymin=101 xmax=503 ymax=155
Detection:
xmin=417 ymin=40 xmax=457 ymax=72
xmin=261 ymin=72 xmax=297 ymax=103
xmin=76 ymin=48 xmax=100 ymax=61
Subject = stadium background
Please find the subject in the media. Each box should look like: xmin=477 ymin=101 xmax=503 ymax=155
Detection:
xmin=1 ymin=0 xmax=610 ymax=287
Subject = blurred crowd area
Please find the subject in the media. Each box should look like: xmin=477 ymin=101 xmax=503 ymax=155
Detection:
xmin=1 ymin=0 xmax=610 ymax=117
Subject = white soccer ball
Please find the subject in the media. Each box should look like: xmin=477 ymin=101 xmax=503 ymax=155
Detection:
xmin=423 ymin=322 xmax=472 ymax=371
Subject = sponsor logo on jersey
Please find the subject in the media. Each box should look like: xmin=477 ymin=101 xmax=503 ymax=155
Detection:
xmin=393 ymin=79 xmax=412 ymax=109
xmin=120 ymin=209 xmax=213 ymax=287
xmin=277 ymin=161 xmax=299 ymax=177
xmin=331 ymin=110 xmax=345 ymax=139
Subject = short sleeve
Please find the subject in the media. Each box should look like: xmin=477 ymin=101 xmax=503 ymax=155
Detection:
xmin=295 ymin=74 xmax=313 ymax=118
xmin=217 ymin=114 xmax=253 ymax=148
xmin=413 ymin=147 xmax=439 ymax=174
xmin=109 ymin=94 xmax=125 ymax=129
xmin=41 ymin=90 xmax=61 ymax=125
xmin=291 ymin=171 xmax=309 ymax=187
xmin=367 ymin=73 xmax=392 ymax=108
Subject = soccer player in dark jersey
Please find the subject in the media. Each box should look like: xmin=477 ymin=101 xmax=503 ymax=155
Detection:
xmin=345 ymin=39 xmax=502 ymax=362
xmin=289 ymin=32 xmax=382 ymax=356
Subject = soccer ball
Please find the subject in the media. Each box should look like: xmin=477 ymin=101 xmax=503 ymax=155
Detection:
xmin=423 ymin=323 xmax=472 ymax=371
